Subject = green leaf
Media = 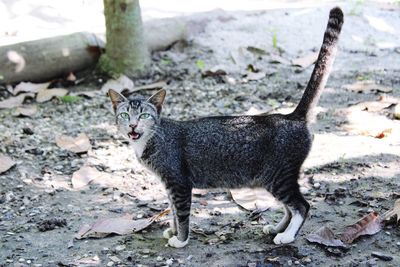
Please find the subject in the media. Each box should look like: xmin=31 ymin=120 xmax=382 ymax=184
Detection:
xmin=58 ymin=95 xmax=81 ymax=103
xmin=196 ymin=60 xmax=205 ymax=70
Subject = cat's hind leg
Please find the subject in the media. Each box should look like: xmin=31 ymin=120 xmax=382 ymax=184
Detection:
xmin=272 ymin=188 xmax=309 ymax=244
xmin=263 ymin=205 xmax=291 ymax=235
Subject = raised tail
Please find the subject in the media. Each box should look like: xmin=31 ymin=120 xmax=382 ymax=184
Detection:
xmin=290 ymin=7 xmax=344 ymax=121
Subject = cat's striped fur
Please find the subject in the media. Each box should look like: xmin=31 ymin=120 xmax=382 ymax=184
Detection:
xmin=108 ymin=7 xmax=344 ymax=248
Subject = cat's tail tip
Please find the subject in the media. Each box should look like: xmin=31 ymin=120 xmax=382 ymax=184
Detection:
xmin=330 ymin=7 xmax=344 ymax=20
xmin=329 ymin=7 xmax=344 ymax=28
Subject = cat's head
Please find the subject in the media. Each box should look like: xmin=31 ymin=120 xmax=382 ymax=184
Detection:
xmin=108 ymin=89 xmax=166 ymax=142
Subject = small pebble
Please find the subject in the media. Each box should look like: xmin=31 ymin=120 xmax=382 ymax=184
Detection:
xmin=166 ymin=258 xmax=174 ymax=265
xmin=313 ymin=182 xmax=321 ymax=189
xmin=107 ymin=262 xmax=114 ymax=267
xmin=294 ymin=260 xmax=300 ymax=265
xmin=115 ymin=245 xmax=126 ymax=251
xmin=141 ymin=249 xmax=150 ymax=254
xmin=156 ymin=256 xmax=163 ymax=261
xmin=19 ymin=258 xmax=25 ymax=262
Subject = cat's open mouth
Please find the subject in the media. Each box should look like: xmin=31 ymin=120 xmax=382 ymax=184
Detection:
xmin=128 ymin=130 xmax=141 ymax=140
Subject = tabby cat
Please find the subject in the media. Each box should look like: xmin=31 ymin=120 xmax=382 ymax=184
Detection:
xmin=108 ymin=7 xmax=343 ymax=248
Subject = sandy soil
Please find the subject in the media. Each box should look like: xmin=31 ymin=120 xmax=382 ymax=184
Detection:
xmin=1 ymin=2 xmax=400 ymax=267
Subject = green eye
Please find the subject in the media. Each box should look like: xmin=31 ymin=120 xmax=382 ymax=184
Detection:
xmin=119 ymin=112 xmax=130 ymax=120
xmin=139 ymin=113 xmax=151 ymax=119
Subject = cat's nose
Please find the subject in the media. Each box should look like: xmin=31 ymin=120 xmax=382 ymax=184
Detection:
xmin=129 ymin=124 xmax=137 ymax=129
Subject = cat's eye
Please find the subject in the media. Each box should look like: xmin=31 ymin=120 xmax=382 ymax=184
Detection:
xmin=118 ymin=112 xmax=130 ymax=120
xmin=139 ymin=113 xmax=151 ymax=119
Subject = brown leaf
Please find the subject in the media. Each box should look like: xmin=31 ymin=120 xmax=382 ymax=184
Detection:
xmin=291 ymin=52 xmax=319 ymax=68
xmin=246 ymin=71 xmax=266 ymax=81
xmin=134 ymin=81 xmax=167 ymax=91
xmin=342 ymin=109 xmax=395 ymax=138
xmin=339 ymin=212 xmax=382 ymax=244
xmin=70 ymin=91 xmax=98 ymax=99
xmin=351 ymin=99 xmax=397 ymax=113
xmin=13 ymin=105 xmax=37 ymax=117
xmin=306 ymin=226 xmax=347 ymax=248
xmin=56 ymin=133 xmax=91 ymax=154
xmin=384 ymin=199 xmax=400 ymax=223
xmin=0 ymin=93 xmax=34 ymax=109
xmin=75 ymin=209 xmax=170 ymax=239
xmin=66 ymin=72 xmax=76 ymax=82
xmin=101 ymin=75 xmax=134 ymax=94
xmin=0 ymin=154 xmax=16 ymax=173
xmin=230 ymin=188 xmax=280 ymax=211
xmin=374 ymin=128 xmax=392 ymax=139
xmin=246 ymin=46 xmax=268 ymax=56
xmin=343 ymin=81 xmax=393 ymax=93
xmin=202 ymin=66 xmax=227 ymax=77
xmin=71 ymin=166 xmax=104 ymax=189
xmin=394 ymin=104 xmax=400 ymax=120
xmin=269 ymin=54 xmax=291 ymax=65
xmin=36 ymin=88 xmax=68 ymax=103
xmin=13 ymin=82 xmax=50 ymax=95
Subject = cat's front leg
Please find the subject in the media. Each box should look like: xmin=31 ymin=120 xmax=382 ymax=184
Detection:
xmin=166 ymin=184 xmax=192 ymax=248
xmin=163 ymin=195 xmax=177 ymax=239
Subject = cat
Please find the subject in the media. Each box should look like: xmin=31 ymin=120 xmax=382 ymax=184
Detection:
xmin=108 ymin=7 xmax=343 ymax=248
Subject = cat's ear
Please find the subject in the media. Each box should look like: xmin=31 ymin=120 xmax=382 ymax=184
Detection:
xmin=148 ymin=89 xmax=166 ymax=114
xmin=108 ymin=89 xmax=127 ymax=113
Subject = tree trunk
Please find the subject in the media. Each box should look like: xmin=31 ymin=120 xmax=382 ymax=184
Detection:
xmin=99 ymin=0 xmax=149 ymax=77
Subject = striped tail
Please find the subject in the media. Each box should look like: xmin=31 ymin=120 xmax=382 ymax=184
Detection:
xmin=290 ymin=7 xmax=344 ymax=121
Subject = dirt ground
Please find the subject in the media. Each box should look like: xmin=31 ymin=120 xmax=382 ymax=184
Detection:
xmin=1 ymin=2 xmax=400 ymax=267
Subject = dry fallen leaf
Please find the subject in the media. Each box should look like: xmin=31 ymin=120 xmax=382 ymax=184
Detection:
xmin=75 ymin=209 xmax=170 ymax=239
xmin=291 ymin=52 xmax=319 ymax=68
xmin=66 ymin=72 xmax=77 ymax=82
xmin=36 ymin=88 xmax=68 ymax=103
xmin=374 ymin=128 xmax=392 ymax=139
xmin=0 ymin=93 xmax=34 ymax=109
xmin=269 ymin=54 xmax=291 ymax=65
xmin=246 ymin=71 xmax=266 ymax=81
xmin=343 ymin=81 xmax=393 ymax=93
xmin=71 ymin=166 xmax=104 ymax=189
xmin=342 ymin=109 xmax=395 ymax=138
xmin=13 ymin=82 xmax=50 ymax=95
xmin=202 ymin=66 xmax=227 ymax=77
xmin=384 ymin=199 xmax=400 ymax=223
xmin=0 ymin=154 xmax=16 ymax=174
xmin=394 ymin=104 xmax=400 ymax=120
xmin=101 ymin=75 xmax=134 ymax=94
xmin=56 ymin=133 xmax=91 ymax=154
xmin=230 ymin=188 xmax=280 ymax=211
xmin=306 ymin=226 xmax=347 ymax=248
xmin=339 ymin=212 xmax=382 ymax=244
xmin=134 ymin=81 xmax=167 ymax=91
xmin=70 ymin=91 xmax=98 ymax=99
xmin=13 ymin=105 xmax=37 ymax=117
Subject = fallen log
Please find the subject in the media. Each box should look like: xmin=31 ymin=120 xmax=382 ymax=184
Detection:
xmin=0 ymin=10 xmax=229 ymax=85
xmin=0 ymin=32 xmax=104 ymax=84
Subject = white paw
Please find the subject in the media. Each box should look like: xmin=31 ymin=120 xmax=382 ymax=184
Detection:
xmin=168 ymin=236 xmax=189 ymax=248
xmin=163 ymin=228 xmax=176 ymax=239
xmin=263 ymin=225 xmax=277 ymax=235
xmin=273 ymin=233 xmax=295 ymax=244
